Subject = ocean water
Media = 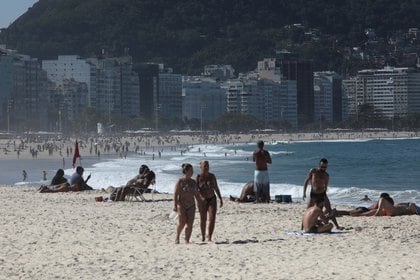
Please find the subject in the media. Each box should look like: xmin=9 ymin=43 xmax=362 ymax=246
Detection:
xmin=6 ymin=137 xmax=420 ymax=207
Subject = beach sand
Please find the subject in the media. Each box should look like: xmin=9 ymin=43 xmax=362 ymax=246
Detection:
xmin=1 ymin=185 xmax=419 ymax=279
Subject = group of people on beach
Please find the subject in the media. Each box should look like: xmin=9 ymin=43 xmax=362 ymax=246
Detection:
xmin=38 ymin=166 xmax=93 ymax=193
xmin=36 ymin=138 xmax=418 ymax=242
xmin=301 ymin=158 xmax=420 ymax=233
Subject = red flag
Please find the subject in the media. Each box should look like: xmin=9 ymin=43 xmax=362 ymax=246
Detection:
xmin=72 ymin=141 xmax=80 ymax=168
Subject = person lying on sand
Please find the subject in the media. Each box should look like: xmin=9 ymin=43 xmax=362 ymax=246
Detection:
xmin=373 ymin=198 xmax=418 ymax=216
xmin=229 ymin=181 xmax=255 ymax=203
xmin=302 ymin=198 xmax=334 ymax=233
xmin=335 ymin=193 xmax=394 ymax=216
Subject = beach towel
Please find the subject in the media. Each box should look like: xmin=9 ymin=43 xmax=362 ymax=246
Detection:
xmin=285 ymin=229 xmax=345 ymax=236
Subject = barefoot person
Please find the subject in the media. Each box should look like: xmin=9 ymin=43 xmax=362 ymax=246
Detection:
xmin=229 ymin=181 xmax=255 ymax=203
xmin=196 ymin=160 xmax=223 ymax=242
xmin=303 ymin=158 xmax=343 ymax=230
xmin=173 ymin=163 xmax=200 ymax=244
xmin=253 ymin=140 xmax=272 ymax=203
xmin=302 ymin=199 xmax=334 ymax=233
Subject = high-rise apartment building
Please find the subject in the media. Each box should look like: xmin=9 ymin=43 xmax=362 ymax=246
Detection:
xmin=182 ymin=77 xmax=226 ymax=122
xmin=275 ymin=51 xmax=314 ymax=126
xmin=345 ymin=66 xmax=420 ymax=119
xmin=314 ymin=71 xmax=342 ymax=124
xmin=0 ymin=46 xmax=48 ymax=131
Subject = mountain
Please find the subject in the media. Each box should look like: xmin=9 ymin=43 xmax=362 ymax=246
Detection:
xmin=1 ymin=0 xmax=419 ymax=74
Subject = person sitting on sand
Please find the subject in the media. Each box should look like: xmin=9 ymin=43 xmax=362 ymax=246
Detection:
xmin=229 ymin=182 xmax=255 ymax=203
xmin=69 ymin=166 xmax=92 ymax=191
xmin=39 ymin=169 xmax=70 ymax=193
xmin=302 ymin=198 xmax=334 ymax=233
xmin=111 ymin=165 xmax=156 ymax=201
xmin=173 ymin=163 xmax=201 ymax=244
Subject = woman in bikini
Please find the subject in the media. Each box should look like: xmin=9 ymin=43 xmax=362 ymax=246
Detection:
xmin=196 ymin=160 xmax=223 ymax=242
xmin=173 ymin=163 xmax=200 ymax=244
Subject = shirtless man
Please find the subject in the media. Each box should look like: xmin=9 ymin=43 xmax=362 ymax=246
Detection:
xmin=302 ymin=199 xmax=334 ymax=233
xmin=303 ymin=158 xmax=343 ymax=229
xmin=229 ymin=181 xmax=255 ymax=203
xmin=253 ymin=140 xmax=272 ymax=203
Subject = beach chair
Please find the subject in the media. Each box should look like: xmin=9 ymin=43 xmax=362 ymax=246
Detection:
xmin=126 ymin=178 xmax=156 ymax=202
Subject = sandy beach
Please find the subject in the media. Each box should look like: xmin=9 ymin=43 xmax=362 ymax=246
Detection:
xmin=0 ymin=185 xmax=419 ymax=279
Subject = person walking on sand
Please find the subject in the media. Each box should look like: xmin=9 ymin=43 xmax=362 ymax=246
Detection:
xmin=253 ymin=140 xmax=272 ymax=203
xmin=196 ymin=160 xmax=223 ymax=242
xmin=303 ymin=158 xmax=343 ymax=230
xmin=173 ymin=163 xmax=201 ymax=244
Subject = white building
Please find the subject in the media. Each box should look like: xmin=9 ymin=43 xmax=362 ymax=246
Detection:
xmin=347 ymin=66 xmax=420 ymax=119
xmin=223 ymin=76 xmax=297 ymax=127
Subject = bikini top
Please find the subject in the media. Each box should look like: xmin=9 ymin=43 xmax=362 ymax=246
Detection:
xmin=180 ymin=178 xmax=196 ymax=192
xmin=197 ymin=174 xmax=214 ymax=191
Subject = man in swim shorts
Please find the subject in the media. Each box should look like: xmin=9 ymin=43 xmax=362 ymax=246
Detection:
xmin=303 ymin=158 xmax=343 ymax=230
xmin=253 ymin=140 xmax=272 ymax=203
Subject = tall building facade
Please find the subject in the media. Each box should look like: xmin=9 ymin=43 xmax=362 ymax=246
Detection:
xmin=182 ymin=77 xmax=226 ymax=122
xmin=275 ymin=51 xmax=314 ymax=127
xmin=159 ymin=67 xmax=182 ymax=120
xmin=135 ymin=63 xmax=159 ymax=121
xmin=223 ymin=75 xmax=297 ymax=127
xmin=89 ymin=57 xmax=140 ymax=120
xmin=345 ymin=66 xmax=420 ymax=119
xmin=42 ymin=55 xmax=93 ymax=106
xmin=0 ymin=46 xmax=48 ymax=131
xmin=314 ymin=71 xmax=342 ymax=124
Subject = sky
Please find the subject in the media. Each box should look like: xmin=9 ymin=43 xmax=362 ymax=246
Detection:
xmin=0 ymin=0 xmax=38 ymax=28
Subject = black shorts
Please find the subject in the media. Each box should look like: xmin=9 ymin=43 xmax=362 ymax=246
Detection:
xmin=310 ymin=191 xmax=327 ymax=202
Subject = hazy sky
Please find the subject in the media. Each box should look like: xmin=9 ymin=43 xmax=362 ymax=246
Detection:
xmin=0 ymin=0 xmax=38 ymax=28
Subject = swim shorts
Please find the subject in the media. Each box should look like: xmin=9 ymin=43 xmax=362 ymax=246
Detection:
xmin=254 ymin=170 xmax=270 ymax=193
xmin=310 ymin=191 xmax=327 ymax=202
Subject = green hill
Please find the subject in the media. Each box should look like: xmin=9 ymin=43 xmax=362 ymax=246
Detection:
xmin=1 ymin=0 xmax=419 ymax=74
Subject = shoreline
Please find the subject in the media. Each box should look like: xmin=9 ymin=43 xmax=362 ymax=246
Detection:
xmin=1 ymin=130 xmax=418 ymax=161
xmin=1 ymin=184 xmax=419 ymax=279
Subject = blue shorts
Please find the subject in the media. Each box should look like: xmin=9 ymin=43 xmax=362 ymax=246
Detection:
xmin=254 ymin=170 xmax=270 ymax=193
